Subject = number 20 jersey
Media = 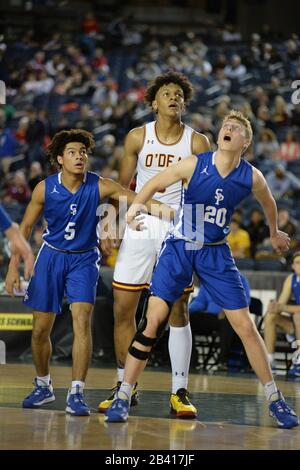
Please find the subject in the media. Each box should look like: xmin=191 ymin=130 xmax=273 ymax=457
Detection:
xmin=43 ymin=171 xmax=100 ymax=251
xmin=172 ymin=151 xmax=253 ymax=244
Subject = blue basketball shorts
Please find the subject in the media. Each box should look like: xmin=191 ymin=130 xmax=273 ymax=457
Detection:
xmin=150 ymin=238 xmax=248 ymax=310
xmin=24 ymin=244 xmax=101 ymax=314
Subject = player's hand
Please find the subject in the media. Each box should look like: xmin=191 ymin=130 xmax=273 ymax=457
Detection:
xmin=100 ymin=237 xmax=115 ymax=256
xmin=270 ymin=230 xmax=290 ymax=253
xmin=126 ymin=204 xmax=147 ymax=231
xmin=5 ymin=264 xmax=21 ymax=296
xmin=128 ymin=213 xmax=147 ymax=231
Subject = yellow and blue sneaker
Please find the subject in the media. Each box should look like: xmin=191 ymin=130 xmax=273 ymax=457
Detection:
xmin=170 ymin=388 xmax=197 ymax=419
xmin=98 ymin=381 xmax=139 ymax=413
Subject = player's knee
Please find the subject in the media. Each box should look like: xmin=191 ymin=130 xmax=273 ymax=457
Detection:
xmin=237 ymin=319 xmax=257 ymax=340
xmin=113 ymin=297 xmax=136 ymax=325
xmin=114 ymin=304 xmax=135 ymax=326
xmin=32 ymin=326 xmax=50 ymax=343
xmin=264 ymin=311 xmax=277 ymax=325
xmin=129 ymin=315 xmax=166 ymax=361
xmin=169 ymin=296 xmax=189 ymax=327
xmin=72 ymin=314 xmax=91 ymax=335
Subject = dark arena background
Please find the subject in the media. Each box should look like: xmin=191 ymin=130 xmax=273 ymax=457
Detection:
xmin=1 ymin=0 xmax=300 ymax=457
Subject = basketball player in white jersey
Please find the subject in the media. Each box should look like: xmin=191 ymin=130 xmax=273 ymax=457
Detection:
xmin=98 ymin=71 xmax=210 ymax=417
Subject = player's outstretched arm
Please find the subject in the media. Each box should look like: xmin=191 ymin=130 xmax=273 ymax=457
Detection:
xmin=252 ymin=167 xmax=290 ymax=253
xmin=5 ymin=181 xmax=45 ymax=295
xmin=126 ymin=155 xmax=198 ymax=224
xmin=99 ymin=178 xmax=175 ymax=224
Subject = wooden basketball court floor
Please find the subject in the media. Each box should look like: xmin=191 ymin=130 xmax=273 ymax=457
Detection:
xmin=1 ymin=363 xmax=300 ymax=450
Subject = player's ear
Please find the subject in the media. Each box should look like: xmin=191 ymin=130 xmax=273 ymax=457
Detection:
xmin=243 ymin=138 xmax=251 ymax=153
xmin=57 ymin=155 xmax=63 ymax=166
xmin=152 ymin=100 xmax=158 ymax=113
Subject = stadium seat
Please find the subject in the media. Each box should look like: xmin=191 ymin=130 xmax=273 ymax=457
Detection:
xmin=255 ymin=259 xmax=286 ymax=271
xmin=235 ymin=258 xmax=256 ymax=270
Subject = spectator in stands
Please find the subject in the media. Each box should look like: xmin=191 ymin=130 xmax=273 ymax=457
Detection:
xmin=251 ymin=87 xmax=269 ymax=115
xmin=224 ymin=54 xmax=247 ymax=80
xmin=28 ymin=161 xmax=44 ymax=192
xmin=231 ymin=208 xmax=245 ymax=227
xmin=264 ymin=251 xmax=300 ymax=376
xmin=25 ymin=107 xmax=46 ymax=164
xmin=92 ymin=134 xmax=117 ymax=172
xmin=190 ymin=273 xmax=251 ymax=371
xmin=278 ymin=208 xmax=297 ymax=239
xmin=266 ymin=163 xmax=300 ymax=199
xmin=227 ymin=218 xmax=251 ymax=259
xmin=271 ymin=96 xmax=291 ymax=129
xmin=213 ymin=68 xmax=231 ymax=94
xmin=5 ymin=170 xmax=31 ymax=205
xmin=255 ymin=128 xmax=279 ymax=161
xmin=256 ymin=105 xmax=276 ymax=133
xmin=82 ymin=11 xmax=100 ymax=36
xmin=261 ymin=43 xmax=281 ymax=65
xmin=277 ymin=130 xmax=300 ymax=161
xmin=246 ymin=208 xmax=269 ymax=257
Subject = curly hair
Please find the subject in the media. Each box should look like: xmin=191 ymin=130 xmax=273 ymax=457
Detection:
xmin=47 ymin=129 xmax=95 ymax=168
xmin=144 ymin=71 xmax=194 ymax=107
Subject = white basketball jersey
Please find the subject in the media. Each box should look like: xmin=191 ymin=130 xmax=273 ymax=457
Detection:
xmin=135 ymin=121 xmax=194 ymax=208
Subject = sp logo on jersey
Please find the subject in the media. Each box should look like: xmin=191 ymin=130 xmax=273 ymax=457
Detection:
xmin=215 ymin=188 xmax=224 ymax=206
xmin=70 ymin=204 xmax=77 ymax=215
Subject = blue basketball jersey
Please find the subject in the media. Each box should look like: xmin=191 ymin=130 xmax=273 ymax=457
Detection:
xmin=172 ymin=151 xmax=253 ymax=243
xmin=291 ymin=273 xmax=300 ymax=304
xmin=43 ymin=171 xmax=100 ymax=251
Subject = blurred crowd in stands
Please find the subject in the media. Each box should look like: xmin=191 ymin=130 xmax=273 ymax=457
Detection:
xmin=1 ymin=10 xmax=300 ymax=279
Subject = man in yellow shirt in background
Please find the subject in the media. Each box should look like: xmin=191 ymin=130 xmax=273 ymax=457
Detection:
xmin=227 ymin=218 xmax=251 ymax=258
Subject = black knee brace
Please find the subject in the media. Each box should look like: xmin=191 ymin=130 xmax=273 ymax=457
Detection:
xmin=128 ymin=294 xmax=173 ymax=361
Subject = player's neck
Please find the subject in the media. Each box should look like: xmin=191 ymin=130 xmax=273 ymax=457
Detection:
xmin=61 ymin=171 xmax=84 ymax=193
xmin=155 ymin=116 xmax=183 ymax=144
xmin=214 ymin=149 xmax=241 ymax=176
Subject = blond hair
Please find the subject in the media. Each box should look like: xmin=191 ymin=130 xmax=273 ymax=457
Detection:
xmin=222 ymin=109 xmax=253 ymax=143
xmin=292 ymin=251 xmax=300 ymax=262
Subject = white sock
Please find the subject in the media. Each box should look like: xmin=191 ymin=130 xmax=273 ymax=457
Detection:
xmin=37 ymin=374 xmax=51 ymax=386
xmin=264 ymin=380 xmax=279 ymax=401
xmin=117 ymin=367 xmax=124 ymax=383
xmin=118 ymin=382 xmax=133 ymax=401
xmin=267 ymin=353 xmax=274 ymax=364
xmin=169 ymin=324 xmax=192 ymax=394
xmin=71 ymin=380 xmax=85 ymax=394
